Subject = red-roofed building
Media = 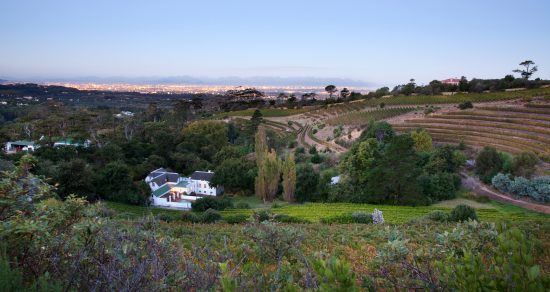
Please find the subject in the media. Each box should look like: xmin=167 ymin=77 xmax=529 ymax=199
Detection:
xmin=441 ymin=78 xmax=460 ymax=86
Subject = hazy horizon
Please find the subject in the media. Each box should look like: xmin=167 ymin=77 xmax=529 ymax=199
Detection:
xmin=1 ymin=0 xmax=549 ymax=87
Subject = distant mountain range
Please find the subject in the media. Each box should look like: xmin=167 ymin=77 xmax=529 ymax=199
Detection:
xmin=2 ymin=76 xmax=372 ymax=87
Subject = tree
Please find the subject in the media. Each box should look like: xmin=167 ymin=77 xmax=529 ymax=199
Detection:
xmin=54 ymin=158 xmax=95 ymax=201
xmin=410 ymin=129 xmax=433 ymax=152
xmin=339 ymin=138 xmax=378 ymax=185
xmin=325 ymin=85 xmax=337 ymax=99
xmin=458 ymin=76 xmax=469 ymax=92
xmin=513 ymin=60 xmax=538 ymax=80
xmin=250 ymin=109 xmax=263 ymax=130
xmin=281 ymin=154 xmax=296 ymax=202
xmin=255 ymin=127 xmax=268 ymax=162
xmin=179 ymin=120 xmax=228 ymax=162
xmin=254 ymin=128 xmax=280 ymax=202
xmin=401 ymin=79 xmax=416 ymax=96
xmin=340 ymin=88 xmax=351 ymax=99
xmin=475 ymin=146 xmax=503 ymax=183
xmin=255 ymin=149 xmax=280 ymax=202
xmin=360 ymin=120 xmax=395 ymax=143
xmin=212 ymin=158 xmax=255 ymax=193
xmin=146 ymin=102 xmax=160 ymax=122
xmin=510 ymin=152 xmax=538 ymax=179
xmin=365 ymin=135 xmax=424 ymax=205
xmin=295 ymin=163 xmax=320 ymax=202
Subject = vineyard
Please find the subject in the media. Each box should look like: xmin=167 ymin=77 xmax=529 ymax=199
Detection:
xmin=392 ymin=103 xmax=550 ymax=159
xmin=325 ymin=107 xmax=415 ymax=126
xmin=105 ymin=201 xmax=548 ymax=224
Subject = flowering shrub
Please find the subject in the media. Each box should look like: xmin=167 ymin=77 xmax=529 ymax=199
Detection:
xmin=372 ymin=208 xmax=384 ymax=224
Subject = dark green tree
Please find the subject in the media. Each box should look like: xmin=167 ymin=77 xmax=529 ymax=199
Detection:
xmin=365 ymin=135 xmax=425 ymax=205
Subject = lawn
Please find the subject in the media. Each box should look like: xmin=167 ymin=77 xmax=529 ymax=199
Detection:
xmin=104 ymin=196 xmax=548 ymax=224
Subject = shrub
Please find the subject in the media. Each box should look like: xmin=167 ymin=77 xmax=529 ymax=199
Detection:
xmin=191 ymin=196 xmax=233 ymax=212
xmin=253 ymin=209 xmax=273 ymax=222
xmin=235 ymin=202 xmax=251 ymax=209
xmin=372 ymin=208 xmax=385 ymax=224
xmin=492 ymin=174 xmax=550 ymax=203
xmin=510 ymin=152 xmax=538 ymax=178
xmin=351 ymin=211 xmax=373 ymax=224
xmin=310 ymin=153 xmax=322 ymax=164
xmin=202 ymin=208 xmax=222 ymax=223
xmin=273 ymin=214 xmax=309 ymax=223
xmin=450 ymin=204 xmax=477 ymax=222
xmin=428 ymin=210 xmax=450 ymax=222
xmin=475 ymin=147 xmax=503 ymax=183
xmin=224 ymin=214 xmax=250 ymax=224
xmin=155 ymin=213 xmax=174 ymax=222
xmin=181 ymin=212 xmax=201 ymax=223
xmin=458 ymin=101 xmax=473 ymax=110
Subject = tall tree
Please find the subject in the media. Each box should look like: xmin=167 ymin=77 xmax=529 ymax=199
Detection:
xmin=325 ymin=85 xmax=337 ymax=99
xmin=282 ymin=153 xmax=296 ymax=202
xmin=513 ymin=60 xmax=538 ymax=80
xmin=254 ymin=128 xmax=281 ymax=202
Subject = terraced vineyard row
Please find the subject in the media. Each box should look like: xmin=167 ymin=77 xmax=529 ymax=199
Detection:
xmin=326 ymin=107 xmax=415 ymax=126
xmin=306 ymin=125 xmax=347 ymax=152
xmin=394 ymin=104 xmax=550 ymax=158
xmin=220 ymin=203 xmax=545 ymax=224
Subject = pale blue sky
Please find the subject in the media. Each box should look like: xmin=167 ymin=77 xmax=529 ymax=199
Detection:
xmin=1 ymin=0 xmax=549 ymax=86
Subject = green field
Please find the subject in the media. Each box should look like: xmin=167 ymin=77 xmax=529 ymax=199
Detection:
xmin=213 ymin=107 xmax=314 ymax=118
xmin=105 ymin=196 xmax=548 ymax=224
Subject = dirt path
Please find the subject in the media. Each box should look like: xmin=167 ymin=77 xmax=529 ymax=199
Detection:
xmin=461 ymin=172 xmax=550 ymax=214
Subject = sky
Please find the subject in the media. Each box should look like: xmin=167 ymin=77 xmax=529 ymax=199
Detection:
xmin=1 ymin=0 xmax=549 ymax=87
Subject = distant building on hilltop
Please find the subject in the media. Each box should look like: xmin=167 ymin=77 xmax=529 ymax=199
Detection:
xmin=145 ymin=168 xmax=222 ymax=209
xmin=441 ymin=78 xmax=460 ymax=86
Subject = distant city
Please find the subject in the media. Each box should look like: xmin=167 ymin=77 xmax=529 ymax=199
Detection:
xmin=45 ymin=82 xmax=370 ymax=97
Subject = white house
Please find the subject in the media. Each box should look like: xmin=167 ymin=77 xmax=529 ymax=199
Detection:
xmin=4 ymin=140 xmax=37 ymax=154
xmin=145 ymin=168 xmax=221 ymax=209
xmin=53 ymin=139 xmax=91 ymax=148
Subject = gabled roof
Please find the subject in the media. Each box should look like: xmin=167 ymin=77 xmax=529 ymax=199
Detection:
xmin=10 ymin=140 xmax=35 ymax=146
xmin=152 ymin=184 xmax=171 ymax=197
xmin=151 ymin=172 xmax=180 ymax=186
xmin=175 ymin=179 xmax=191 ymax=188
xmin=190 ymin=171 xmax=214 ymax=182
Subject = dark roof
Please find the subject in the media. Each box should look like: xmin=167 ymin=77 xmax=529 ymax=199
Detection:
xmin=151 ymin=172 xmax=180 ymax=186
xmin=191 ymin=171 xmax=214 ymax=182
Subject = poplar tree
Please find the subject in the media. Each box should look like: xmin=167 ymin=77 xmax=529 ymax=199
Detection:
xmin=255 ymin=127 xmax=281 ymax=202
xmin=282 ymin=153 xmax=296 ymax=202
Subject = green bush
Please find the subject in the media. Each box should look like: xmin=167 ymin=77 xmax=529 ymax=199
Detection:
xmin=191 ymin=196 xmax=233 ymax=212
xmin=224 ymin=214 xmax=250 ymax=224
xmin=458 ymin=101 xmax=473 ymax=110
xmin=181 ymin=212 xmax=201 ymax=223
xmin=351 ymin=211 xmax=373 ymax=224
xmin=202 ymin=208 xmax=222 ymax=223
xmin=321 ymin=212 xmax=372 ymax=224
xmin=253 ymin=209 xmax=273 ymax=222
xmin=273 ymin=214 xmax=309 ymax=223
xmin=155 ymin=214 xmax=175 ymax=222
xmin=450 ymin=204 xmax=477 ymax=222
xmin=427 ymin=210 xmax=450 ymax=222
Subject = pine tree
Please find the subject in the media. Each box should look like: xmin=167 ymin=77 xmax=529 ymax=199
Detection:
xmin=282 ymin=153 xmax=296 ymax=202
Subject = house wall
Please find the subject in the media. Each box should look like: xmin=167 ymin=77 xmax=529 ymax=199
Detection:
xmin=192 ymin=179 xmax=217 ymax=196
xmin=151 ymin=196 xmax=192 ymax=209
